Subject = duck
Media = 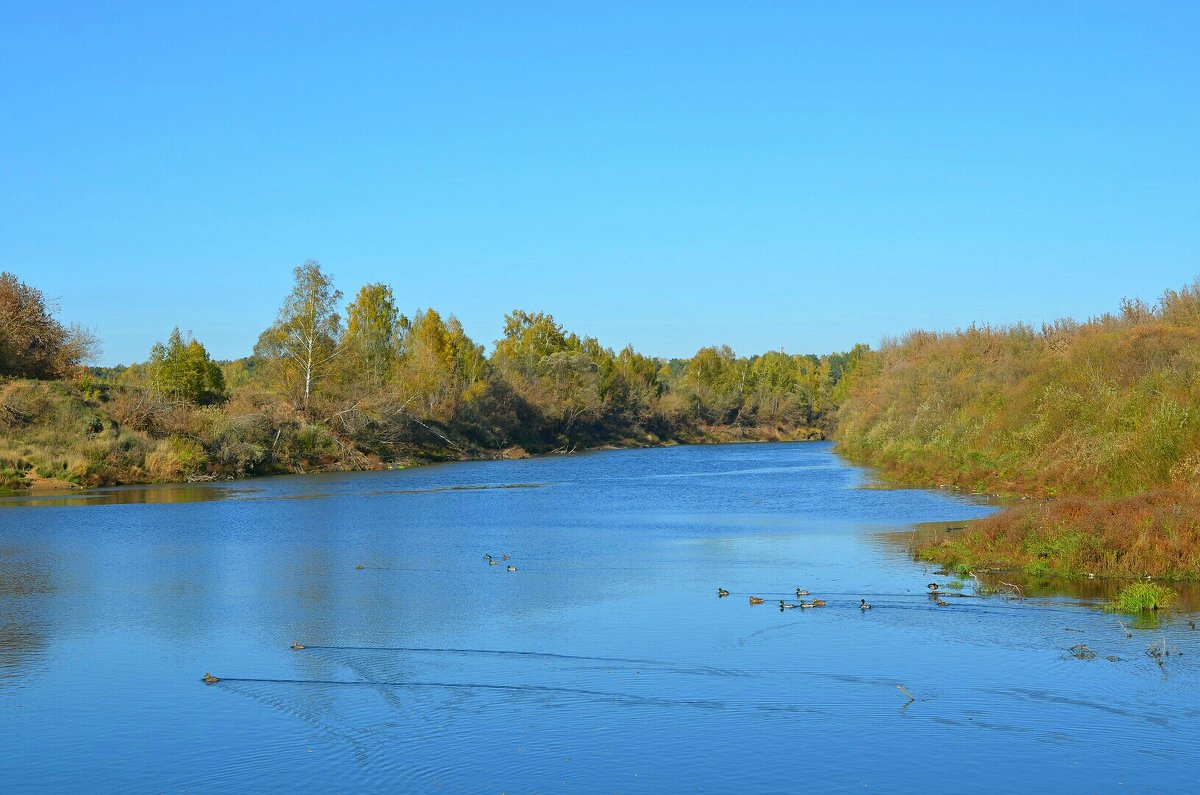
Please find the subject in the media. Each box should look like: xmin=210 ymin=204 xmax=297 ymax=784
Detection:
xmin=927 ymin=583 xmax=940 ymax=591
xmin=935 ymin=599 xmax=949 ymax=607
xmin=749 ymin=596 xmax=765 ymax=605
xmin=507 ymin=565 xmax=518 ymax=572
xmin=799 ymin=601 xmax=816 ymax=609
xmin=860 ymin=599 xmax=872 ymax=610
xmin=489 ymin=559 xmax=500 ymax=565
xmin=355 ymin=564 xmax=365 ymax=570
xmin=812 ymin=599 xmax=827 ymax=607
xmin=779 ymin=601 xmax=798 ymax=610
xmin=795 ymin=588 xmax=810 ymax=597
xmin=717 ymin=588 xmax=730 ymax=598
xmin=291 ymin=642 xmax=305 ymax=650
xmin=484 ymin=553 xmax=493 ymax=560
xmin=502 ymin=554 xmax=511 ymax=561
xmin=201 ymin=672 xmax=220 ymax=684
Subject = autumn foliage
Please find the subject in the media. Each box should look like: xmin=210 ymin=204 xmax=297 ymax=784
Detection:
xmin=836 ymin=280 xmax=1200 ymax=498
xmin=1 ymin=264 xmax=865 ymax=488
xmin=838 ymin=279 xmax=1200 ymax=579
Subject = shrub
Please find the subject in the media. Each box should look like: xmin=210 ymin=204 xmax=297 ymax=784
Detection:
xmin=145 ymin=437 xmax=207 ymax=481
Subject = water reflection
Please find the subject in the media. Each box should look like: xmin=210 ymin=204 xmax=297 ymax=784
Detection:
xmin=0 ymin=480 xmax=548 ymax=507
xmin=0 ymin=483 xmax=251 ymax=507
xmin=0 ymin=551 xmax=55 ymax=684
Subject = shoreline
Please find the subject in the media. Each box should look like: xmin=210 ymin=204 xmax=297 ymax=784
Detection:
xmin=842 ymin=448 xmax=1200 ymax=582
xmin=0 ymin=434 xmax=829 ymax=497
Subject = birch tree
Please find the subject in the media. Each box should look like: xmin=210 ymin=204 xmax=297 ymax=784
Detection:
xmin=254 ymin=260 xmax=342 ymax=409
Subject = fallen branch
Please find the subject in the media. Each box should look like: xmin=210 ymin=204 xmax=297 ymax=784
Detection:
xmin=998 ymin=581 xmax=1025 ymax=598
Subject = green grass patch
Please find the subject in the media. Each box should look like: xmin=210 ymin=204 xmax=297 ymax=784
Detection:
xmin=1104 ymin=582 xmax=1177 ymax=614
xmin=1022 ymin=559 xmax=1051 ymax=578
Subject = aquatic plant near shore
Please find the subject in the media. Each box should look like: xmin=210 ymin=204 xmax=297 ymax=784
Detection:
xmin=1104 ymin=582 xmax=1177 ymax=614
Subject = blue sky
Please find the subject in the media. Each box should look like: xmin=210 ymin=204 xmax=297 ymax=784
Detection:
xmin=2 ymin=1 xmax=1197 ymax=365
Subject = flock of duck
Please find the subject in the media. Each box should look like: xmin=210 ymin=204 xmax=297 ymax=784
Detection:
xmin=200 ymin=575 xmax=961 ymax=686
xmin=719 ymin=582 xmax=956 ymax=612
xmin=485 ymin=553 xmax=518 ymax=572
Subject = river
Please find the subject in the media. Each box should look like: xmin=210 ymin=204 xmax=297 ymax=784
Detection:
xmin=1 ymin=442 xmax=1196 ymax=792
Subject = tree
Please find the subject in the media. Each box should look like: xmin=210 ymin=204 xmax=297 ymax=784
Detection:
xmin=148 ymin=328 xmax=227 ymax=405
xmin=684 ymin=345 xmax=743 ymax=423
xmin=344 ymin=283 xmax=399 ymax=385
xmin=0 ymin=272 xmax=99 ymax=378
xmin=394 ymin=308 xmax=487 ymax=421
xmin=253 ymin=260 xmax=343 ymax=409
xmin=492 ymin=310 xmax=573 ymax=378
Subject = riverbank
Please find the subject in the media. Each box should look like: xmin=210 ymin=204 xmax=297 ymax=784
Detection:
xmin=0 ymin=377 xmax=829 ymax=493
xmin=910 ymin=489 xmax=1200 ymax=581
xmin=834 ymin=281 xmax=1200 ymax=582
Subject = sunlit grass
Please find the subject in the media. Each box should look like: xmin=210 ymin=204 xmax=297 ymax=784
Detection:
xmin=1104 ymin=582 xmax=1177 ymax=614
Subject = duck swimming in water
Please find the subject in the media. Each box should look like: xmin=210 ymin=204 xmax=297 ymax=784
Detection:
xmin=779 ymin=601 xmax=798 ymax=610
xmin=812 ymin=599 xmax=827 ymax=607
xmin=935 ymin=599 xmax=949 ymax=607
xmin=507 ymin=565 xmax=518 ymax=572
xmin=201 ymin=672 xmax=220 ymax=684
xmin=749 ymin=596 xmax=765 ymax=605
xmin=291 ymin=643 xmax=305 ymax=650
xmin=502 ymin=554 xmax=511 ymax=561
xmin=860 ymin=599 xmax=872 ymax=610
xmin=927 ymin=583 xmax=940 ymax=591
xmin=717 ymin=588 xmax=730 ymax=597
xmin=355 ymin=564 xmax=364 ymax=570
xmin=796 ymin=589 xmax=810 ymax=597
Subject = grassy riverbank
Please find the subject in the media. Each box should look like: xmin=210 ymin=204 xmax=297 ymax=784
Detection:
xmin=915 ymin=491 xmax=1200 ymax=581
xmin=839 ymin=279 xmax=1200 ymax=581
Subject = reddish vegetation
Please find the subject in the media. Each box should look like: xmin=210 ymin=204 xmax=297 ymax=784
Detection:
xmin=919 ymin=490 xmax=1200 ymax=580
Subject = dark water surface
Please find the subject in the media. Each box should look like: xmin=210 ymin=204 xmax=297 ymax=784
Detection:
xmin=2 ymin=442 xmax=1198 ymax=792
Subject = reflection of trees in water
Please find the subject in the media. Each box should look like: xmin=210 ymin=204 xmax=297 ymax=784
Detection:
xmin=0 ymin=621 xmax=48 ymax=678
xmin=0 ymin=552 xmax=54 ymax=680
xmin=0 ymin=483 xmax=241 ymax=508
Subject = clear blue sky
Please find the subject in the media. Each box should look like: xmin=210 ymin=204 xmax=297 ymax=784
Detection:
xmin=2 ymin=1 xmax=1197 ymax=365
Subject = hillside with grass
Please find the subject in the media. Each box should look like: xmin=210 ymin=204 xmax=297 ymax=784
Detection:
xmin=837 ymin=279 xmax=1200 ymax=579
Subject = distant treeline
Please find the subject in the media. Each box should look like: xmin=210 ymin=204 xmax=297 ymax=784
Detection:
xmin=0 ymin=264 xmax=866 ymax=488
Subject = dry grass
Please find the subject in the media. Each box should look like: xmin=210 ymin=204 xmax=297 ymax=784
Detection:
xmin=836 ymin=281 xmax=1200 ymax=499
xmin=916 ymin=490 xmax=1200 ymax=580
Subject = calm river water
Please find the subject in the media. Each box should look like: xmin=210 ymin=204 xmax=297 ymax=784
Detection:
xmin=1 ymin=442 xmax=1197 ymax=792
